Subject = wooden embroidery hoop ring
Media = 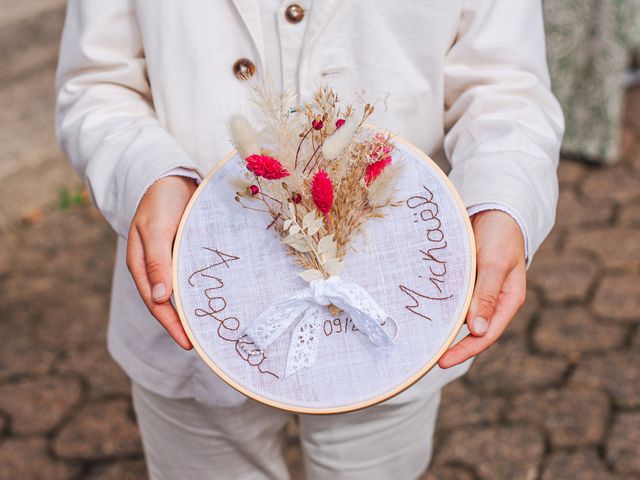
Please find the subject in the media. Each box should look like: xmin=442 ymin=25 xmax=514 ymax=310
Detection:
xmin=172 ymin=129 xmax=477 ymax=415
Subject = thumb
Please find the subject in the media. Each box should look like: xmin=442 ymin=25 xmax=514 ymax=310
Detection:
xmin=140 ymin=227 xmax=174 ymax=304
xmin=467 ymin=262 xmax=509 ymax=336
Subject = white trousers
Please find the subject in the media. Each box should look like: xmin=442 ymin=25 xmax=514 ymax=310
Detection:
xmin=132 ymin=377 xmax=444 ymax=480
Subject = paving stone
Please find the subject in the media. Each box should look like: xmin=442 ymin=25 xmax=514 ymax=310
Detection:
xmin=466 ymin=339 xmax=568 ymax=393
xmin=35 ymin=294 xmax=110 ymax=349
xmin=533 ymin=306 xmax=627 ymax=358
xmin=436 ymin=381 xmax=504 ymax=431
xmin=528 ymin=254 xmax=597 ymax=303
xmin=581 ymin=165 xmax=640 ymax=203
xmin=593 ymin=273 xmax=640 ymax=322
xmin=565 ymin=228 xmax=640 ymax=271
xmin=531 ymin=226 xmax=562 ymax=261
xmin=506 ymin=387 xmax=609 ymax=447
xmin=53 ymin=399 xmax=142 ymax=460
xmin=558 ymin=158 xmax=587 ymax=186
xmin=0 ymin=329 xmax=56 ymax=381
xmin=86 ymin=460 xmax=148 ymax=480
xmin=619 ymin=126 xmax=637 ymax=162
xmin=0 ymin=437 xmax=80 ymax=480
xmin=0 ymin=376 xmax=82 ymax=434
xmin=542 ymin=449 xmax=621 ymax=480
xmin=619 ymin=200 xmax=640 ymax=227
xmin=607 ymin=412 xmax=640 ymax=475
xmin=55 ymin=344 xmax=130 ymax=398
xmin=422 ymin=464 xmax=475 ymax=480
xmin=435 ymin=426 xmax=544 ymax=480
xmin=571 ymin=350 xmax=640 ymax=408
xmin=556 ymin=190 xmax=613 ymax=228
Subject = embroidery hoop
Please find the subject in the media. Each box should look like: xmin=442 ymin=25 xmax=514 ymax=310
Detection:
xmin=172 ymin=129 xmax=476 ymax=415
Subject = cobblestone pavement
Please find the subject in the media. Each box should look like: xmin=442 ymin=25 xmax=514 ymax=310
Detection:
xmin=1 ymin=86 xmax=639 ymax=480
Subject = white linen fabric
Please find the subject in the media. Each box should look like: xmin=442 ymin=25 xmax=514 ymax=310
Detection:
xmin=175 ymin=140 xmax=472 ymax=411
xmin=55 ymin=0 xmax=563 ymax=407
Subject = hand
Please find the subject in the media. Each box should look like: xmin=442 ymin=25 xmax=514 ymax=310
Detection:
xmin=438 ymin=210 xmax=526 ymax=368
xmin=126 ymin=176 xmax=198 ymax=349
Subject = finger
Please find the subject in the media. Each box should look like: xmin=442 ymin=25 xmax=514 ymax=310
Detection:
xmin=466 ymin=259 xmax=511 ymax=337
xmin=138 ymin=223 xmax=175 ymax=304
xmin=127 ymin=226 xmax=192 ymax=350
xmin=438 ymin=262 xmax=526 ymax=368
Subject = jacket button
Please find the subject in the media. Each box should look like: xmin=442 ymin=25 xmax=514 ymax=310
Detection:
xmin=285 ymin=4 xmax=305 ymax=24
xmin=233 ymin=58 xmax=256 ymax=80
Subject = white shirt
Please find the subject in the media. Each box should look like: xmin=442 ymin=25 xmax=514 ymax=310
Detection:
xmin=55 ymin=0 xmax=563 ymax=406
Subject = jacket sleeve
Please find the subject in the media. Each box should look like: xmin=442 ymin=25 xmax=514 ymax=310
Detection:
xmin=444 ymin=0 xmax=564 ymax=263
xmin=54 ymin=0 xmax=203 ymax=238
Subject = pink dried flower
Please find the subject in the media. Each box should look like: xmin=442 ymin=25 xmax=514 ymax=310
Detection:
xmin=312 ymin=119 xmax=324 ymax=130
xmin=246 ymin=154 xmax=290 ymax=180
xmin=292 ymin=192 xmax=302 ymax=204
xmin=311 ymin=170 xmax=334 ymax=215
xmin=364 ymin=157 xmax=392 ymax=186
xmin=335 ymin=118 xmax=346 ymax=129
xmin=249 ymin=185 xmax=260 ymax=195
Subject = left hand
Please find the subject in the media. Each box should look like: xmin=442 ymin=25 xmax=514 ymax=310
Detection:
xmin=438 ymin=210 xmax=527 ymax=368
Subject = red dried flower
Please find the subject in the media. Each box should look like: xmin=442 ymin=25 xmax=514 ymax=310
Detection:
xmin=248 ymin=185 xmax=259 ymax=195
xmin=311 ymin=170 xmax=334 ymax=215
xmin=312 ymin=119 xmax=324 ymax=130
xmin=292 ymin=192 xmax=302 ymax=204
xmin=364 ymin=156 xmax=392 ymax=186
xmin=335 ymin=118 xmax=345 ymax=129
xmin=246 ymin=154 xmax=290 ymax=180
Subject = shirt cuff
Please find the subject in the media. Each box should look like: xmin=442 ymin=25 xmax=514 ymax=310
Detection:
xmin=155 ymin=167 xmax=202 ymax=185
xmin=467 ymin=203 xmax=529 ymax=263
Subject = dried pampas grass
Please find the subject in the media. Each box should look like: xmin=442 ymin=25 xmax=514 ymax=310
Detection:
xmin=229 ymin=115 xmax=260 ymax=160
xmin=322 ymin=115 xmax=359 ymax=161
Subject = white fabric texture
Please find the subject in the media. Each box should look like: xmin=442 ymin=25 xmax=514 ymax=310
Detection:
xmin=175 ymin=140 xmax=473 ymax=410
xmin=55 ymin=0 xmax=563 ymax=407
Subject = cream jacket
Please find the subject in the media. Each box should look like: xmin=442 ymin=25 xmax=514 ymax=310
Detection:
xmin=55 ymin=0 xmax=564 ymax=406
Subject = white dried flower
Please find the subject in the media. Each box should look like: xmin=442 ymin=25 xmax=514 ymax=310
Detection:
xmin=229 ymin=114 xmax=260 ymax=159
xmin=321 ymin=115 xmax=359 ymax=161
xmin=367 ymin=162 xmax=405 ymax=205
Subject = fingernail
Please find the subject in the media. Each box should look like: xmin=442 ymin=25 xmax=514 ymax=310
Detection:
xmin=472 ymin=316 xmax=489 ymax=335
xmin=152 ymin=283 xmax=166 ymax=302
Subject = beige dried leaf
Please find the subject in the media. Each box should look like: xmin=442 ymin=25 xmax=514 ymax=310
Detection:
xmin=323 ymin=257 xmax=344 ymax=275
xmin=283 ymin=234 xmax=312 ymax=252
xmin=288 ymin=225 xmax=301 ymax=235
xmin=317 ymin=234 xmax=337 ymax=256
xmin=298 ymin=269 xmax=324 ymax=282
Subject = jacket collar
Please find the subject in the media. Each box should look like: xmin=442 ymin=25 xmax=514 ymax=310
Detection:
xmin=231 ymin=0 xmax=266 ymax=70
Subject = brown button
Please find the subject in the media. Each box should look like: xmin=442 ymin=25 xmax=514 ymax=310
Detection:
xmin=233 ymin=58 xmax=256 ymax=80
xmin=285 ymin=4 xmax=305 ymax=24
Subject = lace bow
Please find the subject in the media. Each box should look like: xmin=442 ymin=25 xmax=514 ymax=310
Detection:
xmin=243 ymin=276 xmax=397 ymax=377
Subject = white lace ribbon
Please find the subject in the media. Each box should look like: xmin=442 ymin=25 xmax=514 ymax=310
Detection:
xmin=243 ymin=276 xmax=397 ymax=377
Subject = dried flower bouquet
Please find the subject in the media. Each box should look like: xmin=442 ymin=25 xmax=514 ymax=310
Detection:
xmin=229 ymin=84 xmax=404 ymax=284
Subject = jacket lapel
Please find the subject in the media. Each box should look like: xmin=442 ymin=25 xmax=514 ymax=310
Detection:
xmin=231 ymin=0 xmax=266 ymax=70
xmin=301 ymin=0 xmax=342 ymax=60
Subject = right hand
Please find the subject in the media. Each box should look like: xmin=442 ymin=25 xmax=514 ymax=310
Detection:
xmin=126 ymin=176 xmax=198 ymax=349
